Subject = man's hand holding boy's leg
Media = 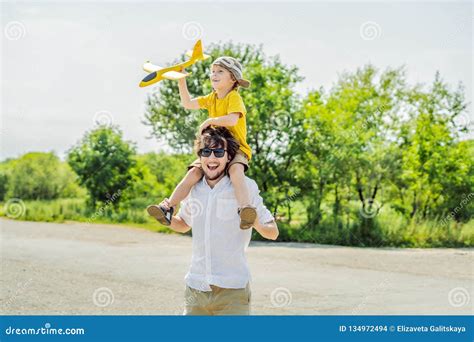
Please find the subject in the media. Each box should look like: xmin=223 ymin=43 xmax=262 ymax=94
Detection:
xmin=147 ymin=198 xmax=174 ymax=226
xmin=228 ymin=163 xmax=256 ymax=230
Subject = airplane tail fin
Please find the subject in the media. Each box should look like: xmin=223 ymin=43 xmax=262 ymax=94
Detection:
xmin=188 ymin=40 xmax=210 ymax=61
xmin=191 ymin=40 xmax=204 ymax=60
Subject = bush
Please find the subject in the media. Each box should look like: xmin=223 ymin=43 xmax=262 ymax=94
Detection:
xmin=67 ymin=126 xmax=136 ymax=209
xmin=4 ymin=152 xmax=84 ymax=200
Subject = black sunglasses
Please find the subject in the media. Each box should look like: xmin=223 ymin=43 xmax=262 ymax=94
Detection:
xmin=198 ymin=148 xmax=227 ymax=158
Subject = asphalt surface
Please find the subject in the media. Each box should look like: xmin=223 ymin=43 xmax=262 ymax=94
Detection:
xmin=1 ymin=218 xmax=472 ymax=315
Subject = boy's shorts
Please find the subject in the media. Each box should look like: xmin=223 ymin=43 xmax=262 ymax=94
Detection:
xmin=187 ymin=150 xmax=249 ymax=173
xmin=183 ymin=283 xmax=251 ymax=315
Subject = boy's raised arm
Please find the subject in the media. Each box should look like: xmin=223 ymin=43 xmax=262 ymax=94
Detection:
xmin=178 ymin=78 xmax=200 ymax=110
xmin=199 ymin=113 xmax=240 ymax=134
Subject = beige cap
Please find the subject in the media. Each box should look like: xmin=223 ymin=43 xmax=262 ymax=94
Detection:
xmin=212 ymin=56 xmax=251 ymax=88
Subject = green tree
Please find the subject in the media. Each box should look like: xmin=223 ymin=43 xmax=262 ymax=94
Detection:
xmin=299 ymin=65 xmax=406 ymax=228
xmin=67 ymin=126 xmax=136 ymax=208
xmin=296 ymin=65 xmax=471 ymax=244
xmin=4 ymin=152 xmax=79 ymax=200
xmin=0 ymin=170 xmax=9 ymax=201
xmin=396 ymin=73 xmax=473 ymax=220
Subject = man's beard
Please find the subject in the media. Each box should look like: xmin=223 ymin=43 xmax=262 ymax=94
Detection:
xmin=204 ymin=167 xmax=226 ymax=181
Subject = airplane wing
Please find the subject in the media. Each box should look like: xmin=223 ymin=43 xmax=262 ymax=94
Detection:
xmin=162 ymin=70 xmax=189 ymax=80
xmin=143 ymin=62 xmax=161 ymax=73
xmin=142 ymin=62 xmax=189 ymax=80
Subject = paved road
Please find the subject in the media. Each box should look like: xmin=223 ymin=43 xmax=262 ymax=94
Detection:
xmin=1 ymin=218 xmax=472 ymax=315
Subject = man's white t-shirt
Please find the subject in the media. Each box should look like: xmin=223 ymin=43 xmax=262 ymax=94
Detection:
xmin=177 ymin=175 xmax=274 ymax=292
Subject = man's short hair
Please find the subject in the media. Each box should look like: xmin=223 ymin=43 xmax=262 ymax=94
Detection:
xmin=194 ymin=126 xmax=240 ymax=161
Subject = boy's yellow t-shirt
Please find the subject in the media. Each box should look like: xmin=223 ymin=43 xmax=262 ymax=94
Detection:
xmin=197 ymin=89 xmax=252 ymax=160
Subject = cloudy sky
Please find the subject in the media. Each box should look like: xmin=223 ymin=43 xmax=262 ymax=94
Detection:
xmin=1 ymin=0 xmax=472 ymax=160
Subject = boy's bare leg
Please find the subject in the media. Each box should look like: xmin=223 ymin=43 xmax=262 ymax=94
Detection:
xmin=147 ymin=167 xmax=203 ymax=225
xmin=228 ymin=163 xmax=256 ymax=229
xmin=168 ymin=166 xmax=204 ymax=208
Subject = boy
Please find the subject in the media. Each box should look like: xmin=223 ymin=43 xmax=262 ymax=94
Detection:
xmin=148 ymin=56 xmax=256 ymax=229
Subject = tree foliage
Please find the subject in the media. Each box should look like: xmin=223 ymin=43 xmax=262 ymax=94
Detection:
xmin=67 ymin=126 xmax=136 ymax=208
xmin=1 ymin=152 xmax=81 ymax=200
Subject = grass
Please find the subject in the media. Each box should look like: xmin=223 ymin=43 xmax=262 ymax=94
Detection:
xmin=1 ymin=198 xmax=472 ymax=247
xmin=0 ymin=198 xmax=174 ymax=235
xmin=254 ymin=201 xmax=474 ymax=248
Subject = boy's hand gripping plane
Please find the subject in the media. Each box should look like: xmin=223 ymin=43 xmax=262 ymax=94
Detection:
xmin=139 ymin=40 xmax=211 ymax=87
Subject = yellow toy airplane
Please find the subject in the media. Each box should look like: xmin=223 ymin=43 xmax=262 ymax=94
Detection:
xmin=139 ymin=40 xmax=211 ymax=87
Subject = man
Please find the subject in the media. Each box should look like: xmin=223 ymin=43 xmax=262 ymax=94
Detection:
xmin=148 ymin=126 xmax=279 ymax=315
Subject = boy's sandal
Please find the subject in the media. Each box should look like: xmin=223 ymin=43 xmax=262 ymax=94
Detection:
xmin=238 ymin=205 xmax=257 ymax=230
xmin=147 ymin=205 xmax=174 ymax=226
